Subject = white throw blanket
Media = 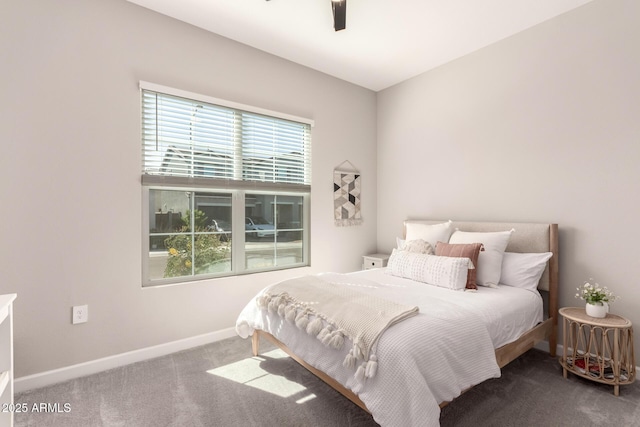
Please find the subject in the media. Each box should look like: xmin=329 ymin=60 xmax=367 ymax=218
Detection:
xmin=256 ymin=274 xmax=419 ymax=381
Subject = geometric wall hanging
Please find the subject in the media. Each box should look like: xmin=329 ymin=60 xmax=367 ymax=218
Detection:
xmin=333 ymin=161 xmax=362 ymax=226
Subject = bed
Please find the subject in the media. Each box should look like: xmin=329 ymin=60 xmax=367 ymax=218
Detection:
xmin=236 ymin=220 xmax=559 ymax=426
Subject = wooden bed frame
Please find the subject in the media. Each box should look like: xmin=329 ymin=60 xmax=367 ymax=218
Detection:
xmin=252 ymin=220 xmax=559 ymax=413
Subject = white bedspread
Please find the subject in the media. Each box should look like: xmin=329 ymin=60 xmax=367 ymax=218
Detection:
xmin=236 ymin=269 xmax=542 ymax=427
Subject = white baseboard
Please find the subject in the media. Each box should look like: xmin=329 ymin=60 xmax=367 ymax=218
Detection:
xmin=15 ymin=327 xmax=237 ymax=393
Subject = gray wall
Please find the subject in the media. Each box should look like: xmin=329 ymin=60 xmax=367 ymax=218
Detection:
xmin=377 ymin=0 xmax=640 ymax=355
xmin=0 ymin=0 xmax=377 ymax=377
xmin=3 ymin=0 xmax=638 ymax=380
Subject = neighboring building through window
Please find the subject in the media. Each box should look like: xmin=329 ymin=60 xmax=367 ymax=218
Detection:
xmin=141 ymin=82 xmax=312 ymax=286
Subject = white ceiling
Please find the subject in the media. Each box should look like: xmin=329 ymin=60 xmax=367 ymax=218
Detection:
xmin=127 ymin=0 xmax=594 ymax=91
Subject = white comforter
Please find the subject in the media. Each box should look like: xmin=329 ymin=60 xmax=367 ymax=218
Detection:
xmin=236 ymin=269 xmax=542 ymax=427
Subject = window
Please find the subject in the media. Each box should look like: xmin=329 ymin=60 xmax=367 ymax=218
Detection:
xmin=141 ymin=82 xmax=312 ymax=286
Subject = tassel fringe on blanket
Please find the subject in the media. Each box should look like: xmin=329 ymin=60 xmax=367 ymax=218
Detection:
xmin=256 ymin=275 xmax=419 ymax=382
xmin=258 ymin=293 xmax=379 ymax=380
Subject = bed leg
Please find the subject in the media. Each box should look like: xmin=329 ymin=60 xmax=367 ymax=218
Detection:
xmin=549 ymin=310 xmax=558 ymax=357
xmin=252 ymin=332 xmax=260 ymax=356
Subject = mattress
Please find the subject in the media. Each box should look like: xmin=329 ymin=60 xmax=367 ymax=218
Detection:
xmin=354 ymin=268 xmax=543 ymax=349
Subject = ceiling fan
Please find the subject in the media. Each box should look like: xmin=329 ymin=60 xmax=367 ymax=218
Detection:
xmin=265 ymin=0 xmax=347 ymax=32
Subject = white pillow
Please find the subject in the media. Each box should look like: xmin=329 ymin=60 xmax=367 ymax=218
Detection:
xmin=500 ymin=252 xmax=552 ymax=293
xmin=404 ymin=220 xmax=453 ymax=249
xmin=385 ymin=249 xmax=469 ymax=291
xmin=449 ymin=229 xmax=514 ymax=287
xmin=396 ymin=238 xmax=434 ymax=254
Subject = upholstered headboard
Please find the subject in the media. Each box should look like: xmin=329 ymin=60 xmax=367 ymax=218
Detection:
xmin=402 ymin=220 xmax=558 ymax=292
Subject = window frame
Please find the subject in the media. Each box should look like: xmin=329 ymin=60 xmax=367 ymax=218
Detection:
xmin=140 ymin=82 xmax=312 ymax=287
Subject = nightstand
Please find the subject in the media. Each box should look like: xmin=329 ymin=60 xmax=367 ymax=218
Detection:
xmin=362 ymin=253 xmax=390 ymax=270
xmin=559 ymin=307 xmax=636 ymax=396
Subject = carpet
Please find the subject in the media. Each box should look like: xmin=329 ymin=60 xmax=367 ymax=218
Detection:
xmin=15 ymin=337 xmax=640 ymax=426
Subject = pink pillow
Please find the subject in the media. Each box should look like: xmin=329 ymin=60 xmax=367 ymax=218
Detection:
xmin=435 ymin=242 xmax=484 ymax=290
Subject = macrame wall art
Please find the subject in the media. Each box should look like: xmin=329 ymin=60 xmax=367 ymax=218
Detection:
xmin=334 ymin=160 xmax=362 ymax=226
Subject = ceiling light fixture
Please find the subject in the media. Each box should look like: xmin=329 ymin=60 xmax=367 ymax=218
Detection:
xmin=331 ymin=0 xmax=346 ymax=31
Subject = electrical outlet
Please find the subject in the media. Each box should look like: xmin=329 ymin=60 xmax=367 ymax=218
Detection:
xmin=72 ymin=305 xmax=88 ymax=324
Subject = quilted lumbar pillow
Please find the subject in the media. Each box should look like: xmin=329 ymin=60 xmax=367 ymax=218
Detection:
xmin=448 ymin=229 xmax=514 ymax=287
xmin=435 ymin=241 xmax=484 ymax=290
xmin=385 ymin=249 xmax=470 ymax=291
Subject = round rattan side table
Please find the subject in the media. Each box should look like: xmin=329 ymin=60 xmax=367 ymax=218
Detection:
xmin=559 ymin=307 xmax=635 ymax=396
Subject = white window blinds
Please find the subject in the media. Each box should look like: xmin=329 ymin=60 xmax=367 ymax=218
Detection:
xmin=142 ymin=88 xmax=311 ymax=187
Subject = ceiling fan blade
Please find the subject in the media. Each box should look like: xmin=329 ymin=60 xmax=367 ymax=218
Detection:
xmin=332 ymin=0 xmax=346 ymax=31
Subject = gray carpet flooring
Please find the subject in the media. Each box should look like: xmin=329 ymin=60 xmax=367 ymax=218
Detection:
xmin=15 ymin=336 xmax=640 ymax=426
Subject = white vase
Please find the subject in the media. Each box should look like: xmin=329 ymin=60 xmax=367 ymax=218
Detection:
xmin=585 ymin=302 xmax=608 ymax=318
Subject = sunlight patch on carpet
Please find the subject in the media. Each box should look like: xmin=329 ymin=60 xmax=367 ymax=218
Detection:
xmin=207 ymin=349 xmax=315 ymax=402
xmin=295 ymin=393 xmax=317 ymax=404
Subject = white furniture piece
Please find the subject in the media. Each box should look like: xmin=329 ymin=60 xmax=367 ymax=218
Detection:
xmin=0 ymin=294 xmax=16 ymax=427
xmin=362 ymin=253 xmax=390 ymax=270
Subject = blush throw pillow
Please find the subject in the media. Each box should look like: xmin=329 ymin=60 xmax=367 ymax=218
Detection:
xmin=386 ymin=249 xmax=470 ymax=291
xmin=500 ymin=252 xmax=553 ymax=293
xmin=448 ymin=229 xmax=514 ymax=287
xmin=435 ymin=242 xmax=483 ymax=290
